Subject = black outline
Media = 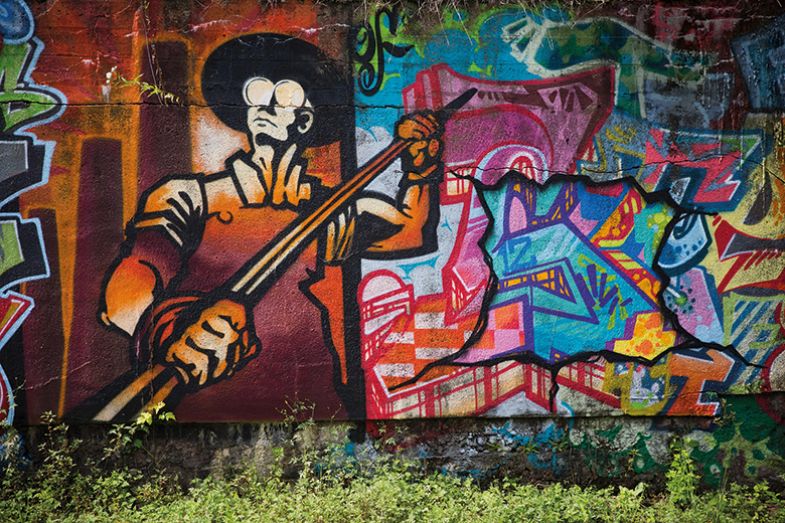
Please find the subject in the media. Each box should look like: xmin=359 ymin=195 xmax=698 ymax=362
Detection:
xmin=384 ymin=166 xmax=764 ymax=414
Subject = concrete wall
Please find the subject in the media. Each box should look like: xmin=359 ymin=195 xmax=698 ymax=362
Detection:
xmin=0 ymin=0 xmax=784 ymax=481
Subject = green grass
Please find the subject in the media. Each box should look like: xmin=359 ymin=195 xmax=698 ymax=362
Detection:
xmin=1 ymin=464 xmax=784 ymax=523
xmin=1 ymin=413 xmax=784 ymax=522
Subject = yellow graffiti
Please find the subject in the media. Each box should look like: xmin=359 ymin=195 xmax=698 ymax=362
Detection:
xmin=612 ymin=312 xmax=675 ymax=360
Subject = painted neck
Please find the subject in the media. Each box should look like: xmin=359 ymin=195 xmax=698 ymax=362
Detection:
xmin=251 ymin=142 xmax=305 ymax=173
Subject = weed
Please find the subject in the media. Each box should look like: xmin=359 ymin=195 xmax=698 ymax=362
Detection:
xmin=104 ymin=65 xmax=182 ymax=105
xmin=0 ymin=409 xmax=784 ymax=522
xmin=104 ymin=401 xmax=176 ymax=463
xmin=666 ymin=438 xmax=699 ymax=507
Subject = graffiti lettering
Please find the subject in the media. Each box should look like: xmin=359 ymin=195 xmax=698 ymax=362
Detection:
xmin=0 ymin=2 xmax=780 ymax=451
xmin=353 ymin=6 xmax=412 ymax=97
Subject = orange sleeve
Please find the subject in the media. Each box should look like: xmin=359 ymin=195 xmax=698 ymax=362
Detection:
xmin=100 ymin=175 xmax=205 ymax=335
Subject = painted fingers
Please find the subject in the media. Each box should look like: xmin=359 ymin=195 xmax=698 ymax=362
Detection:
xmin=156 ymin=298 xmax=260 ymax=388
xmin=395 ymin=111 xmax=443 ymax=180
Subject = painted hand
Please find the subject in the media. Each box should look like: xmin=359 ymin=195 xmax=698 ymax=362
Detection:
xmin=395 ymin=111 xmax=443 ymax=182
xmin=146 ymin=296 xmax=261 ymax=388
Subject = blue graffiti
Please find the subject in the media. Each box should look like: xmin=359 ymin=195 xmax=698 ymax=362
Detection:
xmin=0 ymin=0 xmax=33 ymax=45
xmin=733 ymin=14 xmax=785 ymax=111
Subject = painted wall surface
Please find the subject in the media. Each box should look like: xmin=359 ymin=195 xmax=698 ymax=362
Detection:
xmin=0 ymin=1 xmax=783 ymax=433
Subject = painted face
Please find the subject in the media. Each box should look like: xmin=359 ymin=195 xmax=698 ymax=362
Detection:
xmin=244 ymin=77 xmax=313 ymax=144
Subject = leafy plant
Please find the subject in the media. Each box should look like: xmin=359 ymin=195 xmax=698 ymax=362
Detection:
xmin=666 ymin=439 xmax=699 ymax=507
xmin=102 ymin=63 xmax=181 ymax=105
xmin=0 ymin=419 xmax=784 ymax=522
xmin=104 ymin=401 xmax=176 ymax=462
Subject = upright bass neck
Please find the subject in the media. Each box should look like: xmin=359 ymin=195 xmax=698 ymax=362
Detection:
xmin=91 ymin=88 xmax=476 ymax=422
xmin=224 ymin=87 xmax=477 ymax=303
xmin=224 ymin=138 xmax=409 ymax=300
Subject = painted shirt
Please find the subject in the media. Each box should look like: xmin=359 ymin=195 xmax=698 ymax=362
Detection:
xmin=121 ymin=151 xmax=352 ymax=421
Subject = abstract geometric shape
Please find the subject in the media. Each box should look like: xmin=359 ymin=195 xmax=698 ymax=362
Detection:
xmin=0 ymin=0 xmax=34 ymax=45
xmin=612 ymin=313 xmax=676 ymax=359
xmin=0 ymin=291 xmax=34 ymax=423
xmin=465 ymin=176 xmax=676 ymax=364
xmin=0 ymin=5 xmax=65 ymax=424
xmin=732 ymin=14 xmax=785 ymax=111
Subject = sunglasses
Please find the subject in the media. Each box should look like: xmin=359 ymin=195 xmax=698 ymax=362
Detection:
xmin=242 ymin=77 xmax=313 ymax=109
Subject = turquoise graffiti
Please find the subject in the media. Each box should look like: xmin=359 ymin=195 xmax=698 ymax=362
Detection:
xmin=502 ymin=14 xmax=719 ymax=120
xmin=354 ymin=4 xmax=785 ymax=423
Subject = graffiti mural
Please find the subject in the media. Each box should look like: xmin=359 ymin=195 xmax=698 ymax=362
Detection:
xmin=0 ymin=0 xmax=65 ymax=424
xmin=350 ymin=4 xmax=785 ymax=421
xmin=0 ymin=0 xmax=780 ymax=442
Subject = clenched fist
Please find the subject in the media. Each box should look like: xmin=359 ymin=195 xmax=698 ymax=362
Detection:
xmin=395 ymin=111 xmax=443 ymax=182
xmin=144 ymin=295 xmax=261 ymax=388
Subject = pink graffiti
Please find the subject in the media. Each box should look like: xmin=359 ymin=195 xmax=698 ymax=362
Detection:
xmin=360 ymin=65 xmax=618 ymax=416
xmin=404 ymin=64 xmax=614 ymax=181
xmin=643 ymin=129 xmax=744 ymax=206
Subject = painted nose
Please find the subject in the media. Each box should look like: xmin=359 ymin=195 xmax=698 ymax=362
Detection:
xmin=258 ymin=104 xmax=282 ymax=115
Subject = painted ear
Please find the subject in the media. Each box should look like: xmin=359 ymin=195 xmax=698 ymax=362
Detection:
xmin=296 ymin=108 xmax=314 ymax=135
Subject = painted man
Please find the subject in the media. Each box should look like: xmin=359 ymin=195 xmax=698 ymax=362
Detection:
xmin=99 ymin=34 xmax=442 ymax=420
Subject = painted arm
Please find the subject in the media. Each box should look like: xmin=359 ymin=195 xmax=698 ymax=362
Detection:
xmin=356 ymin=182 xmax=436 ymax=253
xmin=101 ymin=173 xmax=258 ymax=389
xmin=323 ymin=111 xmax=442 ymax=261
xmin=99 ymin=175 xmax=206 ymax=336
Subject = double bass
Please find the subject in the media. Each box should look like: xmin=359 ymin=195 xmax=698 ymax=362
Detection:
xmin=90 ymin=89 xmax=477 ymax=422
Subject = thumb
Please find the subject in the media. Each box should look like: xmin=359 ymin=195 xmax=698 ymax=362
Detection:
xmin=241 ymin=330 xmax=261 ymax=360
